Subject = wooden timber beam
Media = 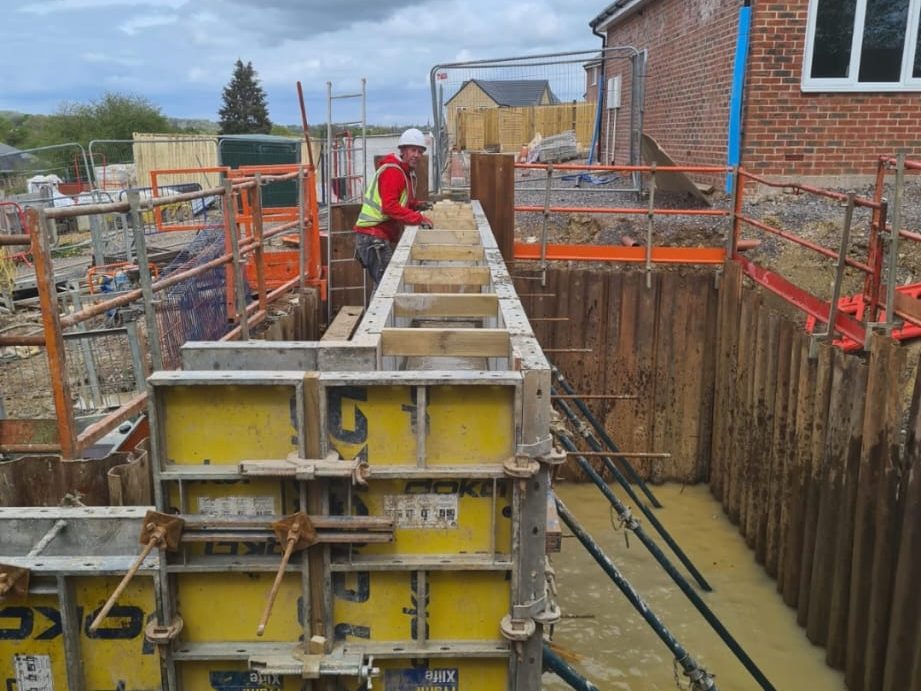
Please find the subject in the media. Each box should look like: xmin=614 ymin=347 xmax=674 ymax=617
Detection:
xmin=414 ymin=230 xmax=481 ymax=245
xmin=381 ymin=328 xmax=510 ymax=357
xmin=403 ymin=266 xmax=491 ymax=286
xmin=393 ymin=293 xmax=499 ymax=318
xmin=410 ymin=244 xmax=485 ymax=262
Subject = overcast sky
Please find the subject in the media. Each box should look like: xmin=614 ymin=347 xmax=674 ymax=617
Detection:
xmin=4 ymin=0 xmax=609 ymax=127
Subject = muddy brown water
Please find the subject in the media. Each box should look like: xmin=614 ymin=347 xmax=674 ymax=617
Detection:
xmin=544 ymin=483 xmax=847 ymax=691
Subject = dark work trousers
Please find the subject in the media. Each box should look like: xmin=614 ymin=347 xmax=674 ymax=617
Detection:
xmin=354 ymin=232 xmax=395 ymax=286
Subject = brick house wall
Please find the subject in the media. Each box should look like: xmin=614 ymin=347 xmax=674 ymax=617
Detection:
xmin=744 ymin=1 xmax=921 ymax=179
xmin=601 ymin=0 xmax=737 ymax=174
xmin=599 ymin=0 xmax=921 ymax=182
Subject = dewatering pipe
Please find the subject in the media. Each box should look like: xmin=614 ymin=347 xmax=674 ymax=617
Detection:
xmin=543 ymin=641 xmax=600 ymax=691
xmin=555 ymin=496 xmax=718 ymax=691
xmin=551 ymin=366 xmax=663 ymax=508
xmin=556 ymin=433 xmax=776 ymax=691
xmin=553 ymin=392 xmax=712 ymax=591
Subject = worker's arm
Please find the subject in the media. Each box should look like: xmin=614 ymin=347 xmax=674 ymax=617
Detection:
xmin=379 ymin=167 xmax=431 ymax=226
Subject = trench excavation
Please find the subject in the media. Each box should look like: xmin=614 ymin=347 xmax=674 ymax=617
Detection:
xmin=518 ymin=262 xmax=919 ymax=691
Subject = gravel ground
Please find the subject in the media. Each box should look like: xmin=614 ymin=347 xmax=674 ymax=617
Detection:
xmin=513 ymin=169 xmax=921 ymax=304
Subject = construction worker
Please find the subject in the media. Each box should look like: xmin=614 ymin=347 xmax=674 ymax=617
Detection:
xmin=354 ymin=127 xmax=434 ymax=285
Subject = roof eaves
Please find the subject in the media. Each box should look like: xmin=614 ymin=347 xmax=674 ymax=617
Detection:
xmin=590 ymin=0 xmax=657 ymax=32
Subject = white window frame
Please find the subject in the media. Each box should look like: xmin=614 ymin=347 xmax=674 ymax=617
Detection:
xmin=590 ymin=66 xmax=598 ymax=86
xmin=802 ymin=0 xmax=921 ymax=91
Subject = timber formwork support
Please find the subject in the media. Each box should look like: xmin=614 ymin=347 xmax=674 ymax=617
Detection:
xmin=0 ymin=202 xmax=554 ymax=690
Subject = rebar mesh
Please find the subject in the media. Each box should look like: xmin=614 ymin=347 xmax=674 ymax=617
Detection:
xmin=155 ymin=226 xmax=245 ymax=369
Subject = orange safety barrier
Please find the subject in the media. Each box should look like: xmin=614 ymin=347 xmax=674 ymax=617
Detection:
xmin=513 ymin=242 xmax=725 ymax=264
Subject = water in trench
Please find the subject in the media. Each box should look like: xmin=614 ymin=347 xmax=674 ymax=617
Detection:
xmin=543 ymin=483 xmax=847 ymax=691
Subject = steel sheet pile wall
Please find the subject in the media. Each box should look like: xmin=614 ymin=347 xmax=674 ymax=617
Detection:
xmin=514 ymin=267 xmax=719 ymax=483
xmin=710 ymin=261 xmax=920 ymax=691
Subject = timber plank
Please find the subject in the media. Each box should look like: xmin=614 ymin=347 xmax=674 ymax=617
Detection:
xmin=381 ymin=328 xmax=510 ymax=358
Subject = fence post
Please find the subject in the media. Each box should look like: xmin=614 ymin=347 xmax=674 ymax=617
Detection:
xmin=128 ymin=190 xmax=164 ymax=371
xmin=251 ymin=174 xmax=268 ymax=312
xmin=223 ymin=179 xmax=250 ymax=340
xmin=28 ymin=208 xmax=78 ymax=458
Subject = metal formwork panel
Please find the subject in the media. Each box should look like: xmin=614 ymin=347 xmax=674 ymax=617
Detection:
xmin=0 ymin=508 xmax=161 ymax=691
xmin=0 ymin=201 xmax=552 ymax=690
xmin=320 ymin=376 xmax=518 ymax=688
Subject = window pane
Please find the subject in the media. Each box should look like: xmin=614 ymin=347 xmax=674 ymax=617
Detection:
xmin=811 ymin=0 xmax=857 ymax=78
xmin=858 ymin=0 xmax=909 ymax=81
xmin=915 ymin=8 xmax=921 ymax=77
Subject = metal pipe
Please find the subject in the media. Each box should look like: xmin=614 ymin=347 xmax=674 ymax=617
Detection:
xmin=223 ymin=180 xmax=249 ymax=340
xmin=553 ymin=397 xmax=708 ymax=589
xmin=540 ymin=164 xmax=553 ymax=286
xmin=645 ymin=164 xmax=656 ymax=288
xmin=128 ymin=190 xmax=164 ymax=370
xmin=552 ymin=366 xmax=662 ymax=508
xmin=557 ymin=433 xmax=774 ymax=690
xmin=555 ymin=496 xmax=718 ymax=691
xmin=542 ymin=642 xmax=599 ymax=691
xmin=823 ymin=193 xmax=855 ymax=341
xmin=516 ymin=163 xmax=730 ymax=174
xmin=736 ymin=213 xmax=873 ymax=274
xmin=27 ymin=520 xmax=68 ymax=557
xmin=516 ymin=205 xmax=728 ymax=217
xmin=885 ymin=152 xmax=906 ymax=327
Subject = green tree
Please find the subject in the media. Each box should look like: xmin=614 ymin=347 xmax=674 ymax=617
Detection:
xmin=218 ymin=59 xmax=272 ymax=135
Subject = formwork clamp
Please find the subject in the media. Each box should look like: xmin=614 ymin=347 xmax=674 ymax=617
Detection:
xmin=240 ymin=451 xmax=369 ymax=485
xmin=144 ymin=614 xmax=184 ymax=647
xmin=504 ymin=456 xmax=541 ymax=479
xmin=0 ymin=564 xmax=29 ymax=602
xmin=517 ymin=434 xmax=553 ymax=459
xmin=500 ymin=613 xmax=537 ymax=642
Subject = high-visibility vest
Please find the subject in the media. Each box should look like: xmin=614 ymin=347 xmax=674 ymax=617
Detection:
xmin=355 ymin=163 xmax=411 ymax=228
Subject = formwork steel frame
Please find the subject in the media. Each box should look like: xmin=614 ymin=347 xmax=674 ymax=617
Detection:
xmin=0 ymin=166 xmax=324 ymax=458
xmin=0 ymin=202 xmax=555 ymax=690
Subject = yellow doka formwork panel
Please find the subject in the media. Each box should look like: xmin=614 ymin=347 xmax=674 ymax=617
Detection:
xmin=176 ymin=572 xmax=302 ymax=642
xmin=326 ymin=385 xmax=515 ymax=465
xmin=342 ymin=478 xmax=511 ymax=556
xmin=426 ymin=386 xmax=514 ymax=464
xmin=166 ymin=478 xmax=301 ymax=519
xmin=163 ymin=385 xmax=300 ymax=464
xmin=373 ymin=659 xmax=508 ymax=691
xmin=333 ymin=571 xmax=508 ymax=643
xmin=0 ymin=576 xmax=159 ymax=690
xmin=179 ymin=662 xmax=304 ymax=690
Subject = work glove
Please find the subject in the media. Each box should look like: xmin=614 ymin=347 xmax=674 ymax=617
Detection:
xmin=419 ymin=215 xmax=434 ymax=230
xmin=416 ymin=201 xmax=433 ymax=211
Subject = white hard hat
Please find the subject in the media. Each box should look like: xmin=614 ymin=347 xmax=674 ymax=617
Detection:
xmin=398 ymin=128 xmax=427 ymax=150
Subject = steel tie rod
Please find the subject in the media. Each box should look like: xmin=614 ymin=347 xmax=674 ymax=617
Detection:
xmin=555 ymin=496 xmax=718 ymax=691
xmin=542 ymin=641 xmax=600 ymax=691
xmin=553 ymin=392 xmax=712 ymax=592
xmin=556 ymin=434 xmax=776 ymax=691
xmin=551 ymin=365 xmax=663 ymax=508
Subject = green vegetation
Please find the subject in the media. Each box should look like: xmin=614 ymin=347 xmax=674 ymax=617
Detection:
xmin=218 ymin=60 xmax=272 ymax=135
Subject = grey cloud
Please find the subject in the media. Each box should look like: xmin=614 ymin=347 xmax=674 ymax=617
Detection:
xmin=221 ymin=0 xmax=429 ymax=37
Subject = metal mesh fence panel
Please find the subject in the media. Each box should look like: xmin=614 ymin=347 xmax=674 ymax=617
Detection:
xmin=155 ymin=227 xmax=244 ymax=369
xmin=429 ymin=47 xmax=645 ymax=192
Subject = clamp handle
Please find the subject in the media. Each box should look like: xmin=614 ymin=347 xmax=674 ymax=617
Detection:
xmin=257 ymin=512 xmax=317 ymax=636
xmin=89 ymin=511 xmax=183 ymax=633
